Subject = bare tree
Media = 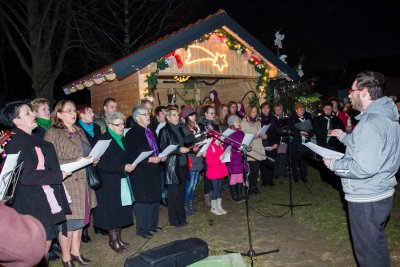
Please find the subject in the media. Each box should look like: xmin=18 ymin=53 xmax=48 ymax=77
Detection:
xmin=0 ymin=0 xmax=78 ymax=101
xmin=84 ymin=0 xmax=191 ymax=61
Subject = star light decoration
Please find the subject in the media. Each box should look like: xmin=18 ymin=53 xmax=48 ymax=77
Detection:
xmin=144 ymin=29 xmax=283 ymax=97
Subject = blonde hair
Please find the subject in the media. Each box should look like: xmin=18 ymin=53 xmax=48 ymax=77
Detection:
xmin=31 ymin=98 xmax=49 ymax=113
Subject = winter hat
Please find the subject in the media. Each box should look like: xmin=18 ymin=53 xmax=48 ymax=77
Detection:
xmin=227 ymin=115 xmax=240 ymax=127
xmin=180 ymin=106 xmax=196 ymax=118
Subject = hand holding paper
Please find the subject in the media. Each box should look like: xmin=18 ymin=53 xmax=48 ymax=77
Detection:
xmin=158 ymin=144 xmax=179 ymax=157
xmin=132 ymin=150 xmax=154 ymax=165
xmin=303 ymin=142 xmax=344 ymax=159
xmin=89 ymin=140 xmax=112 ymax=158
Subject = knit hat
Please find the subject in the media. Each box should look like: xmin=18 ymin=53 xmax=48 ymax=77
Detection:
xmin=227 ymin=115 xmax=240 ymax=127
xmin=180 ymin=106 xmax=196 ymax=118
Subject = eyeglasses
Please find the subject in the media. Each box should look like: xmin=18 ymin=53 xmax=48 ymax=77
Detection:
xmin=110 ymin=123 xmax=124 ymax=127
xmin=348 ymin=87 xmax=364 ymax=94
xmin=140 ymin=113 xmax=151 ymax=117
xmin=62 ymin=109 xmax=77 ymax=114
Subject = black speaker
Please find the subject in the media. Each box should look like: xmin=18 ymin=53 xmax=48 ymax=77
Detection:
xmin=124 ymin=238 xmax=208 ymax=267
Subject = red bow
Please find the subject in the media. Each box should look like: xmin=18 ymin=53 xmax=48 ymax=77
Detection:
xmin=165 ymin=51 xmax=183 ymax=68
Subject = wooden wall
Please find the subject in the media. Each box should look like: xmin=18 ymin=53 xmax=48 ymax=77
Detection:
xmin=90 ymin=72 xmax=141 ymax=117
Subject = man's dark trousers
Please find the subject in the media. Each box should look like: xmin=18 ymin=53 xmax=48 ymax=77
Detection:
xmin=348 ymin=196 xmax=393 ymax=267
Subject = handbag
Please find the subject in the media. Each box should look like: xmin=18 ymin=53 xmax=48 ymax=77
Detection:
xmin=86 ymin=165 xmax=102 ymax=190
xmin=121 ymin=177 xmax=134 ymax=206
xmin=277 ymin=141 xmax=288 ymax=154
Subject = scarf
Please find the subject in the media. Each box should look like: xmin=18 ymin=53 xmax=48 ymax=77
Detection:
xmin=36 ymin=117 xmax=51 ymax=131
xmin=108 ymin=127 xmax=124 ymax=150
xmin=249 ymin=116 xmax=257 ymax=123
xmin=78 ymin=119 xmax=94 ymax=137
xmin=145 ymin=128 xmax=159 ymax=156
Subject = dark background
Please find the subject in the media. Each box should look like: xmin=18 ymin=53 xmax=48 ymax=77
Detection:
xmin=1 ymin=1 xmax=400 ymax=104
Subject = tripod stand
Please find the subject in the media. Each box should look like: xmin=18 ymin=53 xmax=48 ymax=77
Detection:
xmin=273 ymin=130 xmax=311 ymax=215
xmin=214 ymin=132 xmax=278 ymax=267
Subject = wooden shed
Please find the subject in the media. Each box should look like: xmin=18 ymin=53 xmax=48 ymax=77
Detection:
xmin=63 ymin=10 xmax=298 ymax=116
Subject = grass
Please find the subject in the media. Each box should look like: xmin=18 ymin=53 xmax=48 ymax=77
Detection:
xmin=251 ymin=165 xmax=400 ymax=258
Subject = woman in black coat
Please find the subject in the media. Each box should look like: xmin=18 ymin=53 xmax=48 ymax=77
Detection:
xmin=1 ymin=100 xmax=71 ymax=261
xmin=125 ymin=104 xmax=165 ymax=238
xmin=158 ymin=107 xmax=191 ymax=227
xmin=93 ymin=112 xmax=135 ymax=253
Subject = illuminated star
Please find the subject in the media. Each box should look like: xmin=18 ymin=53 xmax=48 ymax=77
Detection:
xmin=213 ymin=53 xmax=228 ymax=71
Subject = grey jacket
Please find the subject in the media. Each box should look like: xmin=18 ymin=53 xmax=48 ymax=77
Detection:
xmin=329 ymin=97 xmax=400 ymax=202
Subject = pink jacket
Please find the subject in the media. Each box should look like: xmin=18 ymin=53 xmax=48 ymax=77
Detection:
xmin=206 ymin=142 xmax=228 ymax=179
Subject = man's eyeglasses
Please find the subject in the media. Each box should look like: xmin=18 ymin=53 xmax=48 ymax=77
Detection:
xmin=62 ymin=109 xmax=77 ymax=114
xmin=140 ymin=113 xmax=151 ymax=117
xmin=348 ymin=87 xmax=364 ymax=94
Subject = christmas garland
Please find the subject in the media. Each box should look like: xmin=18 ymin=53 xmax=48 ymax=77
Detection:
xmin=144 ymin=28 xmax=271 ymax=97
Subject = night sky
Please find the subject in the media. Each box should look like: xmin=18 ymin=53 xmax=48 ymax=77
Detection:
xmin=189 ymin=1 xmax=400 ymax=72
xmin=1 ymin=1 xmax=400 ymax=102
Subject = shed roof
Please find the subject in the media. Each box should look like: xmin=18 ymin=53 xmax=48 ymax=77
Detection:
xmin=63 ymin=9 xmax=298 ymax=94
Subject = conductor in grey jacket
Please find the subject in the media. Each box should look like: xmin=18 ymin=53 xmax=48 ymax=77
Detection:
xmin=324 ymin=71 xmax=400 ymax=267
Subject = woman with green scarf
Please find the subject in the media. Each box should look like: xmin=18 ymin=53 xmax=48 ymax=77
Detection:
xmin=94 ymin=111 xmax=135 ymax=253
xmin=32 ymin=98 xmax=52 ymax=138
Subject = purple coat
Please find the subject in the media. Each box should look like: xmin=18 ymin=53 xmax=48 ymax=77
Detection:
xmin=224 ymin=129 xmax=245 ymax=174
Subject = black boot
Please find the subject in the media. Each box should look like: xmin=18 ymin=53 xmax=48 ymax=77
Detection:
xmin=48 ymin=241 xmax=60 ymax=261
xmin=116 ymin=228 xmax=130 ymax=250
xmin=94 ymin=226 xmax=108 ymax=235
xmin=235 ymin=183 xmax=245 ymax=203
xmin=108 ymin=229 xmax=128 ymax=253
xmin=229 ymin=185 xmax=236 ymax=201
xmin=81 ymin=226 xmax=91 ymax=243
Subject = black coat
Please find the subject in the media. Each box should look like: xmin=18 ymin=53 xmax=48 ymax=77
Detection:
xmin=158 ymin=123 xmax=189 ymax=184
xmin=77 ymin=122 xmax=101 ymax=147
xmin=93 ymin=131 xmax=133 ymax=230
xmin=5 ymin=128 xmax=70 ymax=227
xmin=288 ymin=112 xmax=314 ymax=151
xmin=125 ymin=122 xmax=161 ymax=203
xmin=313 ymin=114 xmax=345 ymax=152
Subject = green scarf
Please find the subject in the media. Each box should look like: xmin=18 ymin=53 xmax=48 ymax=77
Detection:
xmin=108 ymin=127 xmax=124 ymax=150
xmin=36 ymin=117 xmax=51 ymax=131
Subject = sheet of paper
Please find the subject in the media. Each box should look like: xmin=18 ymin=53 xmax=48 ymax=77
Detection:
xmin=158 ymin=144 xmax=179 ymax=158
xmin=257 ymin=124 xmax=270 ymax=135
xmin=221 ymin=145 xmax=232 ymax=163
xmin=60 ymin=157 xmax=93 ymax=173
xmin=294 ymin=119 xmax=313 ymax=131
xmin=221 ymin=128 xmax=235 ymax=140
xmin=264 ymin=146 xmax=274 ymax=151
xmin=132 ymin=150 xmax=154 ymax=165
xmin=89 ymin=139 xmax=112 ymax=158
xmin=155 ymin=122 xmax=166 ymax=136
xmin=242 ymin=134 xmax=254 ymax=148
xmin=124 ymin=128 xmax=131 ymax=136
xmin=303 ymin=142 xmax=344 ymax=159
xmin=197 ymin=138 xmax=212 ymax=156
xmin=191 ymin=139 xmax=208 ymax=149
xmin=0 ymin=152 xmax=20 ymax=200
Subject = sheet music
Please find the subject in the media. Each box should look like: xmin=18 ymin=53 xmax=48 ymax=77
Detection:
xmin=257 ymin=124 xmax=270 ymax=135
xmin=221 ymin=145 xmax=232 ymax=163
xmin=132 ymin=150 xmax=154 ymax=165
xmin=158 ymin=144 xmax=179 ymax=158
xmin=89 ymin=139 xmax=112 ymax=158
xmin=303 ymin=142 xmax=344 ymax=159
xmin=221 ymin=128 xmax=235 ymax=140
xmin=0 ymin=152 xmax=20 ymax=200
xmin=60 ymin=157 xmax=93 ymax=173
xmin=124 ymin=128 xmax=131 ymax=136
xmin=197 ymin=138 xmax=212 ymax=156
xmin=155 ymin=122 xmax=166 ymax=136
xmin=242 ymin=134 xmax=254 ymax=148
xmin=264 ymin=146 xmax=274 ymax=151
xmin=294 ymin=119 xmax=313 ymax=131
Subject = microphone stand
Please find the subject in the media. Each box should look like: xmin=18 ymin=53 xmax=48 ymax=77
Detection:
xmin=272 ymin=129 xmax=311 ymax=215
xmin=208 ymin=130 xmax=279 ymax=266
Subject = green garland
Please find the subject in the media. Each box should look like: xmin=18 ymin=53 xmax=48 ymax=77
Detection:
xmin=145 ymin=28 xmax=271 ymax=97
